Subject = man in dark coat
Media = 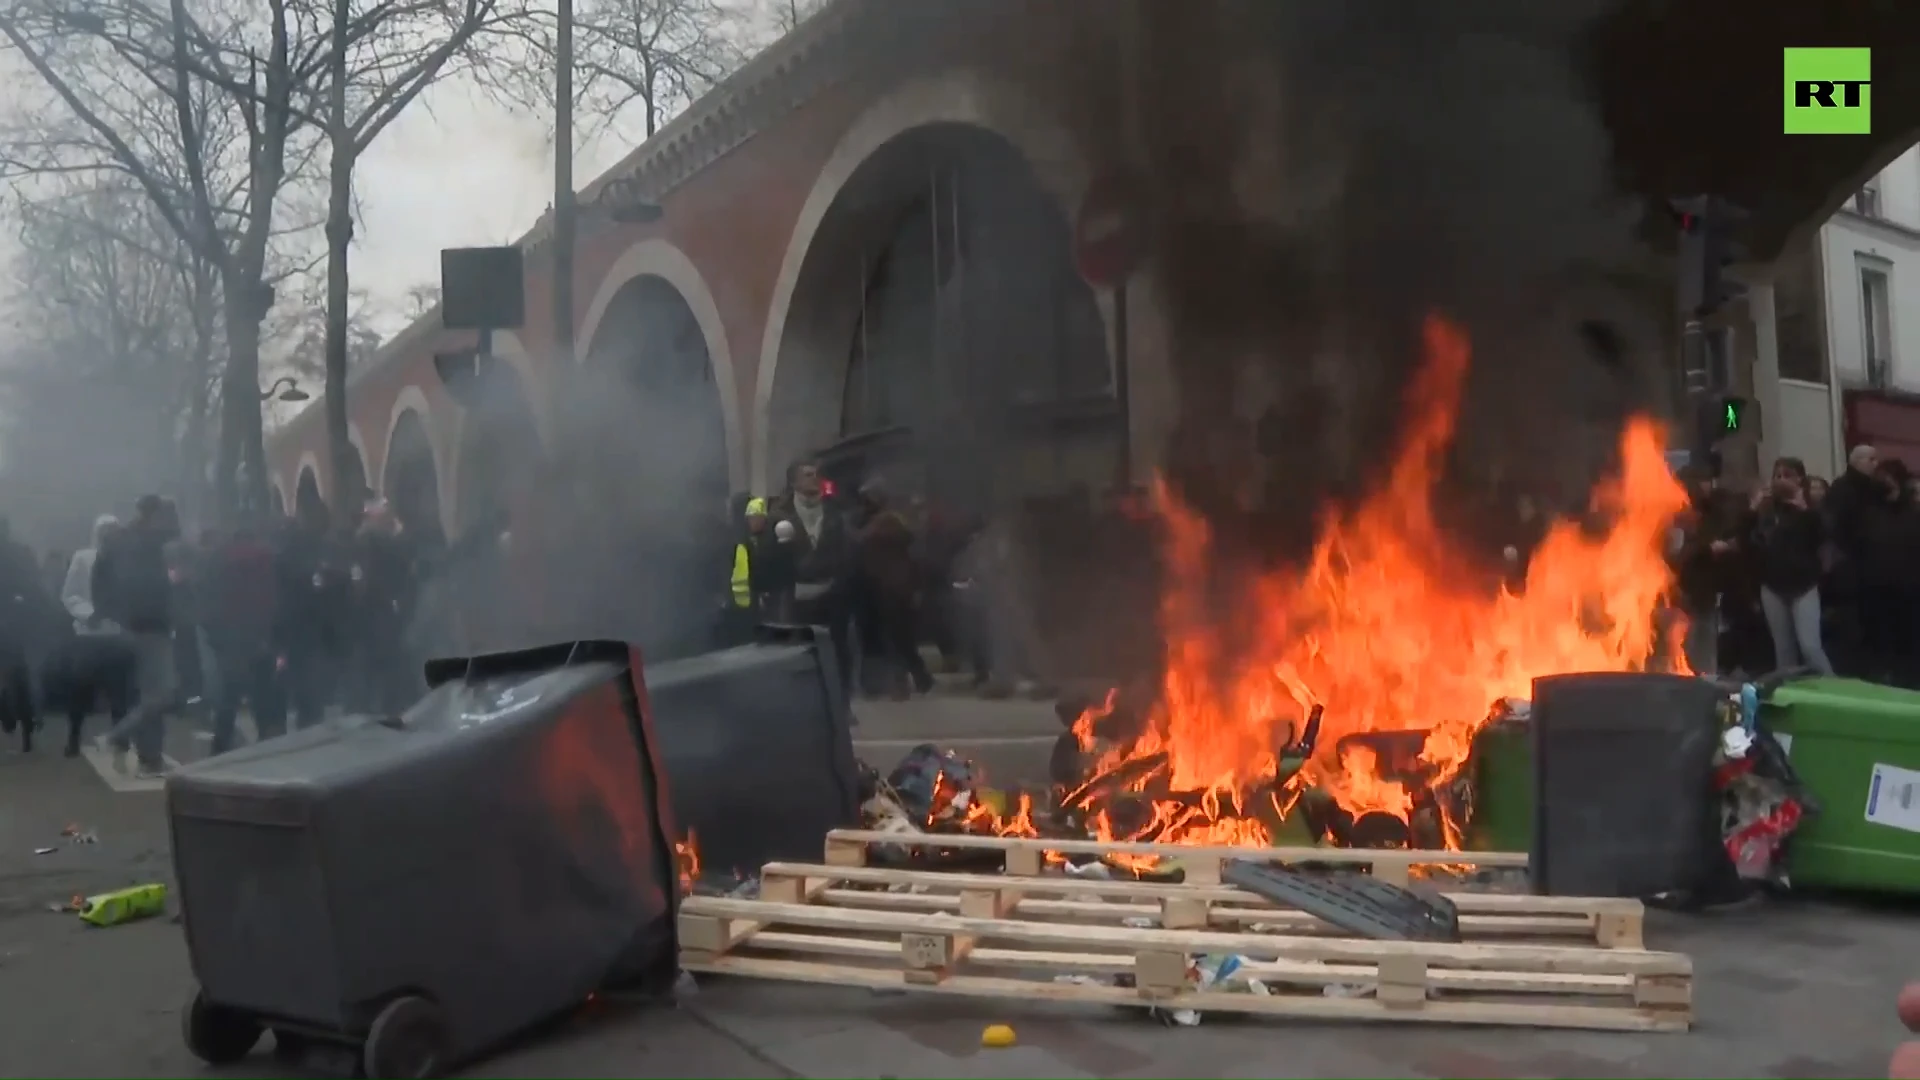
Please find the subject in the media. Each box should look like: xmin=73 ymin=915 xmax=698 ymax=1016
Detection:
xmin=91 ymin=495 xmax=180 ymax=776
xmin=203 ymin=522 xmax=288 ymax=753
xmin=773 ymin=459 xmax=854 ymax=691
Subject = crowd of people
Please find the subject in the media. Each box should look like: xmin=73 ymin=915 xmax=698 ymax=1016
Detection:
xmin=15 ymin=435 xmax=1895 ymax=778
xmin=0 ymin=493 xmax=432 ymax=777
xmin=1674 ymin=442 xmax=1920 ymax=683
xmin=722 ymin=459 xmax=1065 ymax=701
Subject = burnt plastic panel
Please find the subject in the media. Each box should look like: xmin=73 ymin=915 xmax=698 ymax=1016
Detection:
xmin=640 ymin=623 xmax=861 ymax=878
xmin=168 ymin=640 xmax=679 ymax=1060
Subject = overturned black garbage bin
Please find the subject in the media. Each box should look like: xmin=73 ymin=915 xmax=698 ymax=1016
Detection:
xmin=167 ymin=640 xmax=681 ymax=1079
xmin=643 ymin=623 xmax=861 ymax=879
xmin=1530 ymin=671 xmax=1723 ymax=897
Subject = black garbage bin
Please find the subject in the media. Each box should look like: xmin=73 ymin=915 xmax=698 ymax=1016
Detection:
xmin=167 ymin=640 xmax=680 ymax=1078
xmin=644 ymin=623 xmax=861 ymax=879
xmin=1530 ymin=671 xmax=1723 ymax=897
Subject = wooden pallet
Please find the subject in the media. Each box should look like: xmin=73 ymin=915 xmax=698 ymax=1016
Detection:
xmin=678 ymin=833 xmax=1691 ymax=1033
xmin=816 ymin=827 xmax=1531 ymax=887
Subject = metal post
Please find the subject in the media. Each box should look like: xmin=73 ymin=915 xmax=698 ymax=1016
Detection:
xmin=1681 ymin=318 xmax=1709 ymax=462
xmin=1114 ymin=282 xmax=1133 ymax=485
xmin=552 ymin=0 xmax=576 ymax=369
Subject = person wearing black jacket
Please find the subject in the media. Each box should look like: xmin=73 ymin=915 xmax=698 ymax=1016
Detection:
xmin=1858 ymin=459 xmax=1920 ymax=686
xmin=351 ymin=502 xmax=418 ymax=713
xmin=1671 ymin=468 xmax=1744 ymax=675
xmin=1750 ymin=461 xmax=1833 ymax=676
xmin=204 ymin=523 xmax=288 ymax=753
xmin=91 ymin=494 xmax=179 ymax=776
xmin=773 ymin=459 xmax=854 ymax=691
xmin=276 ymin=502 xmax=351 ymax=730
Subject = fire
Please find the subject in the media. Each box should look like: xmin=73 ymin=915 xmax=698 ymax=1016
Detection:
xmin=998 ymin=313 xmax=1691 ymax=859
xmin=675 ymin=832 xmax=701 ymax=895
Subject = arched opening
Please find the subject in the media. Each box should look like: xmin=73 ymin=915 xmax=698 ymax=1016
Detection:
xmin=294 ymin=466 xmax=324 ymax=520
xmin=383 ymin=408 xmax=444 ymax=546
xmin=764 ymin=123 xmax=1115 ymax=515
xmin=453 ymin=362 xmax=541 ymax=541
xmin=565 ymin=274 xmax=732 ymax=659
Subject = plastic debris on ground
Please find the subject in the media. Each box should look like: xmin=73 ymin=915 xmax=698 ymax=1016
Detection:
xmin=76 ymin=883 xmax=167 ymax=927
xmin=1150 ymin=954 xmax=1258 ymax=1026
xmin=856 ymin=759 xmax=927 ymax=863
xmin=887 ymin=743 xmax=977 ymax=822
xmin=1053 ymin=954 xmax=1269 ymax=1027
xmin=1712 ymin=682 xmax=1818 ymax=884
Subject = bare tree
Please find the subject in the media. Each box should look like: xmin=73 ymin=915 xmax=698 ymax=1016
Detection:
xmin=288 ymin=0 xmax=528 ymax=518
xmin=764 ymin=0 xmax=826 ymax=37
xmin=266 ymin=283 xmax=385 ymax=384
xmin=0 ymin=179 xmax=205 ymax=539
xmin=402 ymin=280 xmax=440 ymax=320
xmin=558 ymin=0 xmax=746 ymax=141
xmin=0 ymin=0 xmax=331 ymax=519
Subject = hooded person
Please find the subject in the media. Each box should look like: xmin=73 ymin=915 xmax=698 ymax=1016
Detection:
xmin=62 ymin=515 xmax=119 ymax=634
xmin=47 ymin=515 xmax=135 ymax=756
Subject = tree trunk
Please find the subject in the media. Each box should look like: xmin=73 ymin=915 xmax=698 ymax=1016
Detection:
xmin=178 ymin=263 xmax=218 ymax=521
xmin=323 ymin=140 xmax=357 ymax=523
xmin=216 ymin=295 xmax=268 ymax=523
xmin=323 ymin=0 xmax=359 ymax=526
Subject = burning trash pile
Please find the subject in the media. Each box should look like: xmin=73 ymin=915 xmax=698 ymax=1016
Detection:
xmin=852 ymin=316 xmax=1695 ymax=876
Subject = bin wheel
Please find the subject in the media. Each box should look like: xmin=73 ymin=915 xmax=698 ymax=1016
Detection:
xmin=182 ymin=989 xmax=262 ymax=1065
xmin=363 ymin=995 xmax=451 ymax=1079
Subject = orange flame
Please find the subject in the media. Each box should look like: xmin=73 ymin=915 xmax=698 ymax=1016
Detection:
xmin=1057 ymin=312 xmax=1690 ymax=853
xmin=675 ymin=832 xmax=701 ymax=895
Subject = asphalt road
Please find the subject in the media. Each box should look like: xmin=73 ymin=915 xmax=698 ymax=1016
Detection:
xmin=3 ymin=698 xmax=1916 ymax=1078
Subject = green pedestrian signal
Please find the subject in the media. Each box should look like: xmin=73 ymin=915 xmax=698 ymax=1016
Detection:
xmin=1721 ymin=397 xmax=1746 ymax=433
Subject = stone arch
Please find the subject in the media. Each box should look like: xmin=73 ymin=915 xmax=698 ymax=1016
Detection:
xmin=268 ymin=483 xmax=286 ymax=519
xmin=293 ymin=452 xmax=324 ymax=517
xmin=753 ymin=68 xmax=1101 ymax=494
xmin=753 ymin=68 xmax=1116 ymax=506
xmin=380 ymin=385 xmax=446 ymax=541
xmin=577 ymin=237 xmax=744 ymax=491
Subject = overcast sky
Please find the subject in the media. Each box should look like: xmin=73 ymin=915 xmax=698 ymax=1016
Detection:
xmin=0 ymin=0 xmax=790 ymax=337
xmin=350 ymin=74 xmax=640 ymax=324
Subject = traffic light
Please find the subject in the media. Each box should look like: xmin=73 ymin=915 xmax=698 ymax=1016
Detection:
xmin=1718 ymin=395 xmax=1747 ymax=435
xmin=1671 ymin=196 xmax=1748 ymax=318
xmin=1693 ymin=393 xmax=1748 ymax=446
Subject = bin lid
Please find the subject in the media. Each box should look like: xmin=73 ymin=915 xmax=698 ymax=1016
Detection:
xmin=1768 ymin=677 xmax=1920 ymax=741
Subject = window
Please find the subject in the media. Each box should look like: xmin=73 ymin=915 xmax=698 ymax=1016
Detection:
xmin=1774 ymin=244 xmax=1827 ymax=384
xmin=1854 ymin=179 xmax=1883 ymax=218
xmin=1861 ymin=265 xmax=1894 ymax=388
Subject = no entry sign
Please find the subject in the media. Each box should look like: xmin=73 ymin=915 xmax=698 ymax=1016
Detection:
xmin=1074 ymin=175 xmax=1142 ymax=289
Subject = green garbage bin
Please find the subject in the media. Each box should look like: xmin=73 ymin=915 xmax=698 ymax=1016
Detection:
xmin=1466 ymin=719 xmax=1533 ymax=853
xmin=1765 ymin=677 xmax=1920 ymax=894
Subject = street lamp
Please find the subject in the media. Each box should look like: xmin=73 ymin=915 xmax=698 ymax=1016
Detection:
xmin=261 ymin=376 xmax=309 ymax=403
xmin=552 ymin=6 xmax=663 ymax=374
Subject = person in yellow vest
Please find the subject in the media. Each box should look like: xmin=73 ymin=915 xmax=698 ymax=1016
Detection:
xmin=723 ymin=498 xmax=783 ymax=643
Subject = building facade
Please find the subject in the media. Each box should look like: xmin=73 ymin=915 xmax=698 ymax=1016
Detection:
xmin=1759 ymin=145 xmax=1920 ymax=480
